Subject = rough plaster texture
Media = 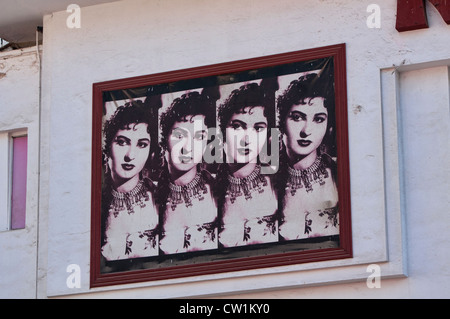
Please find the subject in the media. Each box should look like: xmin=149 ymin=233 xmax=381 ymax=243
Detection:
xmin=0 ymin=0 xmax=449 ymax=298
xmin=0 ymin=47 xmax=41 ymax=298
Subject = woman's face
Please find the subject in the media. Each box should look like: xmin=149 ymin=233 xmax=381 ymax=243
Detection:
xmin=110 ymin=123 xmax=151 ymax=183
xmin=225 ymin=106 xmax=268 ymax=164
xmin=167 ymin=114 xmax=208 ymax=173
xmin=284 ymin=97 xmax=328 ymax=160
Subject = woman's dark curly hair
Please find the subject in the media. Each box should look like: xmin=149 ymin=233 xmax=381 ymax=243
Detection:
xmin=103 ymin=100 xmax=158 ymax=163
xmin=217 ymin=82 xmax=275 ymax=140
xmin=159 ymin=91 xmax=215 ymax=151
xmin=277 ymin=72 xmax=335 ymax=136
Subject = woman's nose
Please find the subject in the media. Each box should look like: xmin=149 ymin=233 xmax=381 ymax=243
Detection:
xmin=300 ymin=130 xmax=310 ymax=138
xmin=240 ymin=133 xmax=250 ymax=146
xmin=300 ymin=122 xmax=311 ymax=138
xmin=124 ymin=147 xmax=135 ymax=162
xmin=181 ymin=138 xmax=192 ymax=154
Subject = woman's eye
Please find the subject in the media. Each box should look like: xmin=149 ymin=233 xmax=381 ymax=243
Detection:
xmin=115 ymin=137 xmax=128 ymax=146
xmin=229 ymin=121 xmax=244 ymax=130
xmin=171 ymin=129 xmax=185 ymax=139
xmin=289 ymin=112 xmax=304 ymax=122
xmin=314 ymin=116 xmax=327 ymax=124
xmin=137 ymin=141 xmax=149 ymax=148
xmin=254 ymin=125 xmax=267 ymax=133
xmin=194 ymin=131 xmax=207 ymax=140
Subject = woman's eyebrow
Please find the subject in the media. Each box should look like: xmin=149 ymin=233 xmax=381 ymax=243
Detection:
xmin=290 ymin=110 xmax=328 ymax=118
xmin=115 ymin=135 xmax=130 ymax=142
xmin=171 ymin=126 xmax=188 ymax=133
xmin=230 ymin=119 xmax=247 ymax=128
xmin=254 ymin=122 xmax=267 ymax=127
xmin=290 ymin=110 xmax=306 ymax=117
xmin=194 ymin=129 xmax=207 ymax=134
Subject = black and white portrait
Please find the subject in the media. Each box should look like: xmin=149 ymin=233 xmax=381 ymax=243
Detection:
xmin=93 ymin=46 xmax=350 ymax=284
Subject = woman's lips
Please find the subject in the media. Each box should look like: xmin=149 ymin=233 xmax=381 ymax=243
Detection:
xmin=237 ymin=148 xmax=250 ymax=156
xmin=297 ymin=139 xmax=312 ymax=147
xmin=121 ymin=163 xmax=135 ymax=171
xmin=178 ymin=155 xmax=193 ymax=163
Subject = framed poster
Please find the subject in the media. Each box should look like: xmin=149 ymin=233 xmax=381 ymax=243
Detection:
xmin=90 ymin=43 xmax=352 ymax=287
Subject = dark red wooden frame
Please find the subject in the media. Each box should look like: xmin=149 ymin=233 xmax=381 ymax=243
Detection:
xmin=395 ymin=0 xmax=450 ymax=32
xmin=90 ymin=43 xmax=352 ymax=288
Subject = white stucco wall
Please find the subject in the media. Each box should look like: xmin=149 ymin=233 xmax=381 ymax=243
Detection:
xmin=0 ymin=47 xmax=41 ymax=298
xmin=0 ymin=0 xmax=448 ymax=298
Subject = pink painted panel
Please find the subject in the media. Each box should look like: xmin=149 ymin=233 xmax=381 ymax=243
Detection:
xmin=10 ymin=136 xmax=27 ymax=229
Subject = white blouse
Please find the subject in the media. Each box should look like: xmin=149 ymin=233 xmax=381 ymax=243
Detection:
xmin=219 ymin=176 xmax=278 ymax=248
xmin=159 ymin=184 xmax=218 ymax=255
xmin=279 ymin=168 xmax=339 ymax=241
xmin=101 ymin=190 xmax=159 ymax=261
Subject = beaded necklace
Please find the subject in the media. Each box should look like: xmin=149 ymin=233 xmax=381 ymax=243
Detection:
xmin=168 ymin=171 xmax=208 ymax=211
xmin=110 ymin=179 xmax=150 ymax=217
xmin=285 ymin=155 xmax=329 ymax=196
xmin=226 ymin=165 xmax=268 ymax=204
